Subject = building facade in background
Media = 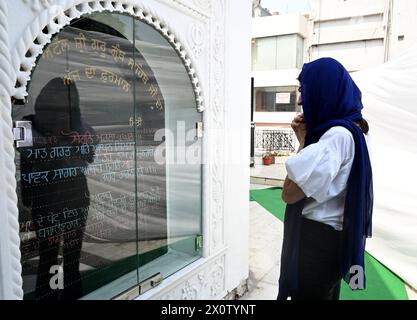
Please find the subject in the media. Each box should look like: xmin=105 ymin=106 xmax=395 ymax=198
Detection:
xmin=252 ymin=0 xmax=417 ymax=157
xmin=252 ymin=13 xmax=307 ymax=128
xmin=308 ymin=0 xmax=417 ymax=71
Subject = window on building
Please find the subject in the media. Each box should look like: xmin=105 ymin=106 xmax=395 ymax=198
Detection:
xmin=255 ymin=86 xmax=300 ymax=112
xmin=13 ymin=12 xmax=202 ymax=300
xmin=296 ymin=35 xmax=304 ymax=68
xmin=252 ymin=34 xmax=304 ymax=71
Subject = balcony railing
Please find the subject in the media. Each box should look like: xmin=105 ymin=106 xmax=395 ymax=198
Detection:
xmin=255 ymin=129 xmax=295 ymax=152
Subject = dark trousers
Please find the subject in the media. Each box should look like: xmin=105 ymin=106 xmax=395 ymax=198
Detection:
xmin=291 ymin=217 xmax=343 ymax=300
xmin=35 ymin=227 xmax=86 ymax=300
xmin=33 ymin=204 xmax=88 ymax=300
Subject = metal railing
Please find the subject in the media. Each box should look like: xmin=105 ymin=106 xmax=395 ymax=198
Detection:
xmin=255 ymin=129 xmax=295 ymax=152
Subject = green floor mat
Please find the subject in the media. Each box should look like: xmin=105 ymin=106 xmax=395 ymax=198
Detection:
xmin=250 ymin=187 xmax=409 ymax=300
xmin=250 ymin=187 xmax=286 ymax=221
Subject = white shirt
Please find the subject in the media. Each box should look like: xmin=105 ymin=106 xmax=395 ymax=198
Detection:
xmin=285 ymin=126 xmax=361 ymax=231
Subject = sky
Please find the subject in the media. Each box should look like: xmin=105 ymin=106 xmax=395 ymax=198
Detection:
xmin=261 ymin=0 xmax=311 ymax=14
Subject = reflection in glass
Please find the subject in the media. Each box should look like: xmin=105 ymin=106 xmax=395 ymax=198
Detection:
xmin=20 ymin=78 xmax=96 ymax=300
xmin=14 ymin=12 xmax=202 ymax=300
xmin=133 ymin=19 xmax=202 ymax=283
xmin=15 ymin=14 xmax=139 ymax=300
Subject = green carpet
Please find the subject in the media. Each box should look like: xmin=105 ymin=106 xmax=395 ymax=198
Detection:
xmin=250 ymin=187 xmax=409 ymax=300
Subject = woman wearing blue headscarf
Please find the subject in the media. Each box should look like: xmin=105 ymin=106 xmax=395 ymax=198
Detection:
xmin=277 ymin=57 xmax=373 ymax=300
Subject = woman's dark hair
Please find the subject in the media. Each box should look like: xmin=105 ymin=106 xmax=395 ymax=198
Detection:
xmin=356 ymin=118 xmax=369 ymax=134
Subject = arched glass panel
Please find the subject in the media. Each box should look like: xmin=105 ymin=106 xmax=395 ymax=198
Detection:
xmin=13 ymin=12 xmax=202 ymax=300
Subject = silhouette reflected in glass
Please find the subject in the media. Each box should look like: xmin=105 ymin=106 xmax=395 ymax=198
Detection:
xmin=20 ymin=78 xmax=97 ymax=300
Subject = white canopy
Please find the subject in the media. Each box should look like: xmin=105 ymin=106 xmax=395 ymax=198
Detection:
xmin=351 ymin=44 xmax=417 ymax=290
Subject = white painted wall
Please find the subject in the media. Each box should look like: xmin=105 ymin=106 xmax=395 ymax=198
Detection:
xmin=307 ymin=0 xmax=388 ymax=71
xmin=308 ymin=0 xmax=387 ymax=21
xmin=252 ymin=13 xmax=309 ymax=38
xmin=311 ymin=15 xmax=386 ymax=45
xmin=254 ymin=112 xmax=295 ymax=125
xmin=224 ymin=0 xmax=251 ymax=294
xmin=310 ymin=40 xmax=385 ymax=72
xmin=388 ymin=0 xmax=417 ymax=59
xmin=252 ymin=68 xmax=300 ymax=88
xmin=307 ymin=0 xmax=417 ymax=69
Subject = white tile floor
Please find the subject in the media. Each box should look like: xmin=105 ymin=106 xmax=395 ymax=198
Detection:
xmin=250 ymin=157 xmax=290 ymax=181
xmin=239 ymin=196 xmax=283 ymax=300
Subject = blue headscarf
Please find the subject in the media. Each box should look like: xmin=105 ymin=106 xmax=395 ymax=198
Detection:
xmin=278 ymin=57 xmax=373 ymax=299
